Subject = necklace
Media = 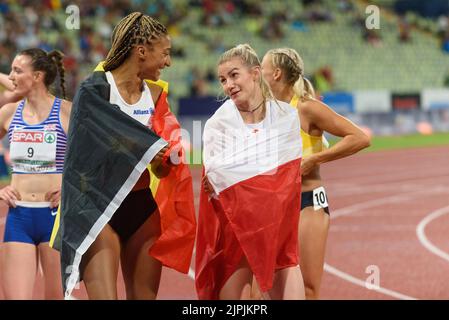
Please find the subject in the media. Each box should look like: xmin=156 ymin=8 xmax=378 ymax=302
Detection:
xmin=236 ymin=100 xmax=265 ymax=113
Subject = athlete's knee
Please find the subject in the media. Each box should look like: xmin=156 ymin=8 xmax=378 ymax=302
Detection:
xmin=127 ymin=283 xmax=158 ymax=300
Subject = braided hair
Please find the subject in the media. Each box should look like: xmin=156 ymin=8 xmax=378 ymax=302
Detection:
xmin=103 ymin=12 xmax=167 ymax=71
xmin=266 ymin=48 xmax=315 ymax=101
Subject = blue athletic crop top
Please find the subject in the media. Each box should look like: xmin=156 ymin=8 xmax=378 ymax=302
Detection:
xmin=7 ymin=98 xmax=67 ymax=174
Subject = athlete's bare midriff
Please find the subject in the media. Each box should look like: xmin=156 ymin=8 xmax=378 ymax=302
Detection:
xmin=10 ymin=173 xmax=62 ymax=202
xmin=301 ymin=166 xmax=323 ymax=192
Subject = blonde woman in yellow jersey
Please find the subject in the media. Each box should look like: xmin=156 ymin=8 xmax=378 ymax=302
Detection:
xmin=260 ymin=48 xmax=371 ymax=299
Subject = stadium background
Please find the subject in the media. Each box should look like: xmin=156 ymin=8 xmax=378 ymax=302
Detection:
xmin=0 ymin=0 xmax=449 ymax=300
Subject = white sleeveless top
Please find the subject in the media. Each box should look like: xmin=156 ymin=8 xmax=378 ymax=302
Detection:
xmin=105 ymin=71 xmax=155 ymax=128
xmin=245 ymin=117 xmax=267 ymax=135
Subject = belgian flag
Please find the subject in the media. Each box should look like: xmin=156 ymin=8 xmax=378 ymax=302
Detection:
xmin=50 ymin=64 xmax=196 ymax=298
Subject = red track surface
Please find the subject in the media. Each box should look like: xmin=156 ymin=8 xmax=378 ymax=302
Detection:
xmin=1 ymin=145 xmax=448 ymax=299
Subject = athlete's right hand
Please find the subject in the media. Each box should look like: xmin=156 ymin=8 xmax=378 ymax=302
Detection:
xmin=150 ymin=145 xmax=171 ymax=178
xmin=202 ymin=175 xmax=214 ymax=195
xmin=0 ymin=185 xmax=21 ymax=208
xmin=151 ymin=145 xmax=169 ymax=166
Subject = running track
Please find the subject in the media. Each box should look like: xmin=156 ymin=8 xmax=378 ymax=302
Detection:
xmin=0 ymin=145 xmax=448 ymax=299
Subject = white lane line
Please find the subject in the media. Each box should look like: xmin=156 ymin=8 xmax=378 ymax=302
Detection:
xmin=416 ymin=205 xmax=449 ymax=263
xmin=324 ymin=186 xmax=449 ymax=300
xmin=188 ymin=268 xmax=195 ymax=280
xmin=186 ymin=187 xmax=449 ymax=298
xmin=188 ymin=247 xmax=196 ymax=280
xmin=328 ymin=174 xmax=449 ymax=197
xmin=323 ymin=264 xmax=416 ymax=300
xmin=332 ymin=186 xmax=449 ymax=219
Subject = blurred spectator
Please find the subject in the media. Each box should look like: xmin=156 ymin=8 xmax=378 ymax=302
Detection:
xmin=437 ymin=15 xmax=449 ymax=38
xmin=363 ymin=28 xmax=383 ymax=47
xmin=351 ymin=11 xmax=366 ymax=30
xmin=442 ymin=31 xmax=449 ymax=53
xmin=171 ymin=46 xmax=186 ymax=58
xmin=337 ymin=0 xmax=354 ymax=13
xmin=187 ymin=67 xmax=209 ymax=97
xmin=235 ymin=0 xmax=262 ymax=17
xmin=312 ymin=66 xmax=334 ymax=94
xmin=208 ymin=35 xmax=226 ymax=54
xmin=205 ymin=67 xmax=216 ymax=83
xmin=291 ymin=19 xmax=308 ymax=32
xmin=303 ymin=1 xmax=334 ymax=23
xmin=398 ymin=16 xmax=411 ymax=43
xmin=200 ymin=0 xmax=235 ymax=27
xmin=260 ymin=12 xmax=286 ymax=40
xmin=79 ymin=26 xmax=94 ymax=62
xmin=302 ymin=0 xmax=321 ymax=7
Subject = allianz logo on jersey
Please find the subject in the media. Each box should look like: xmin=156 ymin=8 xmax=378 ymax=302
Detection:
xmin=133 ymin=108 xmax=154 ymax=116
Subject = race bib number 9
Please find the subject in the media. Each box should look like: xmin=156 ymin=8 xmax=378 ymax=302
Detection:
xmin=10 ymin=130 xmax=58 ymax=173
xmin=313 ymin=186 xmax=329 ymax=211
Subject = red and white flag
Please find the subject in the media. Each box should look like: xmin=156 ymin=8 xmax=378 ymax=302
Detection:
xmin=195 ymin=99 xmax=302 ymax=299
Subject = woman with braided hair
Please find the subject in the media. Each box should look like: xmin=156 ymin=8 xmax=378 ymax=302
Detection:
xmin=52 ymin=12 xmax=196 ymax=300
xmin=260 ymin=48 xmax=370 ymax=299
xmin=0 ymin=48 xmax=71 ymax=299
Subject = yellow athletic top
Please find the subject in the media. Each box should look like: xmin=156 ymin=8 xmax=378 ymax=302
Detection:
xmin=290 ymin=95 xmax=329 ymax=158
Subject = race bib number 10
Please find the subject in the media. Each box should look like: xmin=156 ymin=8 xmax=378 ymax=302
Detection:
xmin=313 ymin=186 xmax=329 ymax=211
xmin=10 ymin=130 xmax=58 ymax=173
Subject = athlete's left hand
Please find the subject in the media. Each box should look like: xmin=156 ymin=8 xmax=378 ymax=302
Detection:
xmin=45 ymin=189 xmax=61 ymax=209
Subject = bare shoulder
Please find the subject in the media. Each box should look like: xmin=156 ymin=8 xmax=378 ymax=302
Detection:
xmin=0 ymin=101 xmax=20 ymax=133
xmin=299 ymin=98 xmax=328 ymax=117
xmin=59 ymin=99 xmax=72 ymax=133
xmin=60 ymin=99 xmax=72 ymax=108
xmin=0 ymin=101 xmax=20 ymax=119
xmin=60 ymin=99 xmax=72 ymax=116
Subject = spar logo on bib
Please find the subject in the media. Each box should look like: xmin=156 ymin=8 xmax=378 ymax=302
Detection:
xmin=44 ymin=132 xmax=56 ymax=144
xmin=12 ymin=131 xmax=44 ymax=143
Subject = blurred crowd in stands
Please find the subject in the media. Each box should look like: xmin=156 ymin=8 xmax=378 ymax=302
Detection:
xmin=0 ymin=0 xmax=448 ymax=100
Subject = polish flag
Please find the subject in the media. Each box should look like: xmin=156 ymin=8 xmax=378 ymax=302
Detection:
xmin=195 ymin=99 xmax=302 ymax=300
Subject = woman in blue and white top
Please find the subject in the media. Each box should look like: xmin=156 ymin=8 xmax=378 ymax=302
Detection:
xmin=0 ymin=48 xmax=72 ymax=299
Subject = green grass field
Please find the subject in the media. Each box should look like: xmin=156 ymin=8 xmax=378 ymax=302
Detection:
xmin=331 ymin=132 xmax=449 ymax=153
